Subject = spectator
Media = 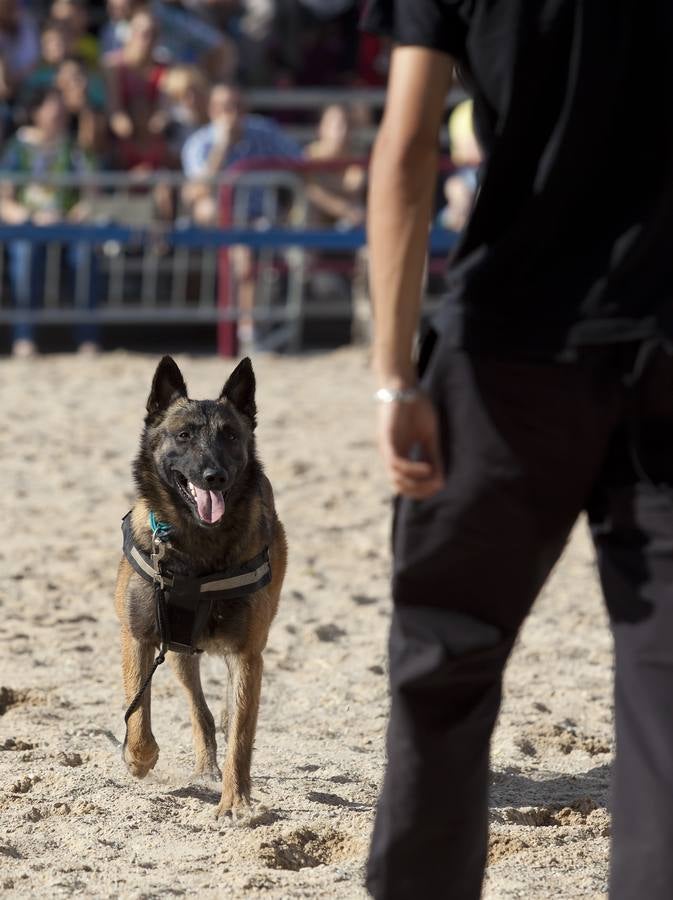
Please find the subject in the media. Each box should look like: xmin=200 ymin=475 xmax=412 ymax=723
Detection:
xmin=49 ymin=0 xmax=99 ymax=67
xmin=100 ymin=0 xmax=141 ymax=59
xmin=228 ymin=0 xmax=275 ymax=87
xmin=180 ymin=0 xmax=242 ymax=32
xmin=56 ymin=57 xmax=106 ymax=156
xmin=448 ymin=99 xmax=482 ymax=170
xmin=0 ymin=86 xmax=100 ymax=357
xmin=0 ymin=0 xmax=40 ymax=83
xmin=273 ymin=0 xmax=359 ymax=87
xmin=24 ymin=19 xmax=107 ymax=127
xmin=437 ymin=100 xmax=482 ymax=232
xmin=181 ymin=82 xmax=301 ymax=348
xmin=181 ymin=82 xmax=300 ymax=223
xmin=101 ymin=0 xmax=238 ymax=81
xmin=104 ymin=7 xmax=170 ymax=171
xmin=304 ymin=103 xmax=365 ymax=229
xmin=357 ymin=29 xmax=390 ymax=87
xmin=0 ymin=54 xmax=14 ymax=142
xmin=24 ymin=19 xmax=73 ymax=92
xmin=161 ymin=64 xmax=209 ymax=159
xmin=172 ymin=0 xmax=275 ymax=87
xmin=151 ymin=0 xmax=238 ymax=82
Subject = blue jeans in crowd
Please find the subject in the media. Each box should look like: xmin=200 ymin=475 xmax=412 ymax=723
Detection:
xmin=8 ymin=241 xmax=100 ymax=345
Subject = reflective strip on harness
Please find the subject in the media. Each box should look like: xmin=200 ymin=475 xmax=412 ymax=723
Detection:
xmin=121 ymin=512 xmax=272 ymax=600
xmin=200 ymin=560 xmax=270 ymax=593
xmin=130 ymin=544 xmax=159 ymax=581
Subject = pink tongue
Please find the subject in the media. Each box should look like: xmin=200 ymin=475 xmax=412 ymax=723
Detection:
xmin=189 ymin=482 xmax=225 ymax=524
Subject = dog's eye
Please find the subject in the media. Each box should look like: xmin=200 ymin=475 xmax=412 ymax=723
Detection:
xmin=223 ymin=428 xmax=238 ymax=442
xmin=177 ymin=431 xmax=191 ymax=441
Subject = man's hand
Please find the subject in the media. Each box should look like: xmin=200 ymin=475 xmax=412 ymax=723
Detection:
xmin=378 ymin=393 xmax=445 ymax=499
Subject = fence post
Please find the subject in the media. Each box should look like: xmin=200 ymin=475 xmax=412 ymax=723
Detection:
xmin=217 ymin=181 xmax=237 ymax=357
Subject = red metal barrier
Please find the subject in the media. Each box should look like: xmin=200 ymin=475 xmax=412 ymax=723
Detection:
xmin=217 ymin=179 xmax=236 ymax=357
xmin=215 ymin=156 xmax=455 ymax=357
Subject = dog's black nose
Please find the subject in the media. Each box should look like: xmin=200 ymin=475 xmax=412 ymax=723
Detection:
xmin=203 ymin=467 xmax=228 ymax=490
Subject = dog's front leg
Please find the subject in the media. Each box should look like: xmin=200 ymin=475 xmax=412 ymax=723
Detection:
xmin=121 ymin=625 xmax=160 ymax=778
xmin=167 ymin=651 xmax=220 ymax=778
xmin=215 ymin=652 xmax=263 ymax=819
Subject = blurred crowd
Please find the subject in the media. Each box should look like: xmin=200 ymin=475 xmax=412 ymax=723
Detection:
xmin=0 ymin=0 xmax=388 ymax=165
xmin=0 ymin=0 xmax=385 ymax=229
xmin=0 ymin=0 xmax=480 ymax=356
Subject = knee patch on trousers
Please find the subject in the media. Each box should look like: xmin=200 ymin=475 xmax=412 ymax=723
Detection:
xmin=389 ymin=605 xmax=507 ymax=698
xmin=388 ymin=604 xmax=509 ymax=720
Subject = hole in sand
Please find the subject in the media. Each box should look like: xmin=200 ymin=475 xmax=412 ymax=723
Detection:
xmin=259 ymin=827 xmax=363 ymax=871
xmin=0 ymin=688 xmax=30 ymax=716
xmin=496 ymin=797 xmax=602 ymax=827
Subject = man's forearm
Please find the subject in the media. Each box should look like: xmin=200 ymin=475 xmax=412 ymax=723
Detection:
xmin=367 ymin=46 xmax=453 ymax=389
xmin=369 ymin=131 xmax=439 ymax=387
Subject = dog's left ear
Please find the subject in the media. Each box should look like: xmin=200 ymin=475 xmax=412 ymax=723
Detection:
xmin=220 ymin=357 xmax=256 ymax=428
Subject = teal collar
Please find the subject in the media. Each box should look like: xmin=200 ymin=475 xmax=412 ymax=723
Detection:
xmin=149 ymin=511 xmax=172 ymax=542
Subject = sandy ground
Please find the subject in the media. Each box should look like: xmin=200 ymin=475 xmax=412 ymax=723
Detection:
xmin=0 ymin=348 xmax=613 ymax=898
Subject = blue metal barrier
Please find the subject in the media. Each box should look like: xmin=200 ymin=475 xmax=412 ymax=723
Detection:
xmin=0 ymin=222 xmax=458 ymax=351
xmin=0 ymin=224 xmax=458 ymax=253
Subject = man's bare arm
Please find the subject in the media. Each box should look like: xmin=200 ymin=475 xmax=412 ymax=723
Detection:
xmin=369 ymin=46 xmax=453 ymax=388
xmin=369 ymin=46 xmax=453 ymax=498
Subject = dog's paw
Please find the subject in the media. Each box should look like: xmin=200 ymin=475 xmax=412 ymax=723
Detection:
xmin=122 ymin=741 xmax=159 ymax=779
xmin=193 ymin=763 xmax=221 ymax=785
xmin=220 ymin=800 xmax=274 ymax=828
xmin=214 ymin=790 xmax=251 ymax=823
xmin=236 ymin=802 xmax=277 ymax=828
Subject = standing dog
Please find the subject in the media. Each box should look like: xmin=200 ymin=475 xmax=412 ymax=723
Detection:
xmin=114 ymin=355 xmax=287 ymax=818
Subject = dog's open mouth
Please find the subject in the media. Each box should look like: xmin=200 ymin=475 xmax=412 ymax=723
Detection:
xmin=174 ymin=472 xmax=226 ymax=525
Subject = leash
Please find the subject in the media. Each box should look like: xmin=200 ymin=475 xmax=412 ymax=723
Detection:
xmin=122 ymin=511 xmax=172 ymax=744
xmin=123 ymin=651 xmax=166 ymax=725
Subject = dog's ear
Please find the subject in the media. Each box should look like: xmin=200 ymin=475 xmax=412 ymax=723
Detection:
xmin=220 ymin=357 xmax=256 ymax=428
xmin=147 ymin=356 xmax=188 ymax=418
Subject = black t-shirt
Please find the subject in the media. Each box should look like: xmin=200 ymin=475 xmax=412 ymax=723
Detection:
xmin=363 ymin=0 xmax=673 ymax=357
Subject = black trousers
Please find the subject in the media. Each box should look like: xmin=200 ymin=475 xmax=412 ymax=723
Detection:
xmin=366 ymin=341 xmax=673 ymax=900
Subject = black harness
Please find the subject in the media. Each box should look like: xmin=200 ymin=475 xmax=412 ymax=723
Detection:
xmin=120 ymin=511 xmax=272 ymax=736
xmin=121 ymin=512 xmax=271 ymax=654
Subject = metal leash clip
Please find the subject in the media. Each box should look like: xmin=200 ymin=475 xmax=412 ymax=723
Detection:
xmin=150 ymin=535 xmax=168 ymax=588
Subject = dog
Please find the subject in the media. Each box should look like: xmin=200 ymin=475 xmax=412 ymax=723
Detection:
xmin=114 ymin=355 xmax=287 ymax=818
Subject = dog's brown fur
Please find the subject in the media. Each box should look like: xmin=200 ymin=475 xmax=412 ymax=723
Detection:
xmin=114 ymin=356 xmax=287 ymax=818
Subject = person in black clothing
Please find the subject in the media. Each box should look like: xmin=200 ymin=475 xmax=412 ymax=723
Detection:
xmin=361 ymin=2 xmax=673 ymax=898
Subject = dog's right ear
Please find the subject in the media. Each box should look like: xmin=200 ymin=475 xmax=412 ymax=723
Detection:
xmin=146 ymin=356 xmax=188 ymax=418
